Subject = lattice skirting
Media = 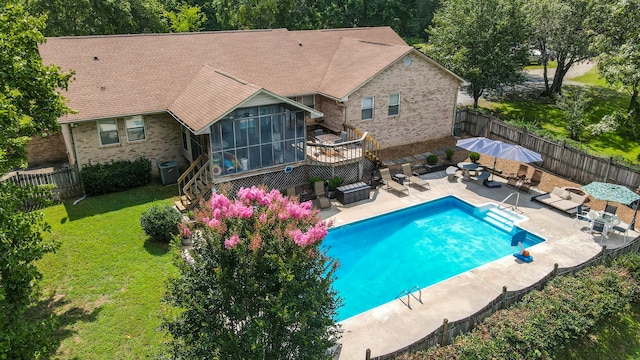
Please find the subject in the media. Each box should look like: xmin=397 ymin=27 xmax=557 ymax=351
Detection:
xmin=213 ymin=159 xmax=377 ymax=195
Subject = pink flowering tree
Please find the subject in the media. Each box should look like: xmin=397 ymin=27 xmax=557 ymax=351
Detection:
xmin=162 ymin=186 xmax=342 ymax=359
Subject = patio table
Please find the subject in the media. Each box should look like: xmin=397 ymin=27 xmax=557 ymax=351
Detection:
xmin=457 ymin=162 xmax=481 ymax=181
xmin=588 ymin=211 xmax=621 ymax=238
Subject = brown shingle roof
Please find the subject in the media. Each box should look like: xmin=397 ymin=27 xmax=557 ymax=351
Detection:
xmin=39 ymin=27 xmax=412 ymax=124
xmin=168 ymin=67 xmax=262 ymax=132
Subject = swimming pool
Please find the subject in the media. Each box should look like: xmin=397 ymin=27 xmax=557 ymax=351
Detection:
xmin=323 ymin=195 xmax=545 ymax=321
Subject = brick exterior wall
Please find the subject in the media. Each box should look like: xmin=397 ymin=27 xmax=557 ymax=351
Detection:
xmin=315 ymin=95 xmax=344 ymax=132
xmin=71 ymin=113 xmax=186 ymax=176
xmin=339 ymin=52 xmax=459 ymax=148
xmin=27 ymin=133 xmax=68 ymax=167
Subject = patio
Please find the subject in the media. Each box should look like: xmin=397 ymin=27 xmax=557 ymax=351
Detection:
xmin=319 ymin=168 xmax=638 ymax=359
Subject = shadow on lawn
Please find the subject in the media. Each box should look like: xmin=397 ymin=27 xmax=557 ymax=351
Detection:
xmin=27 ymin=293 xmax=102 ymax=359
xmin=144 ymin=238 xmax=171 ymax=256
xmin=62 ymin=181 xmax=178 ymax=221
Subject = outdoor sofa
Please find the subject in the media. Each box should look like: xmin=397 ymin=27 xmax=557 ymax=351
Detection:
xmin=532 ymin=186 xmax=587 ymax=215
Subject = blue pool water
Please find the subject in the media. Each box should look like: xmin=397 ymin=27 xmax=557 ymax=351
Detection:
xmin=323 ymin=196 xmax=544 ymax=321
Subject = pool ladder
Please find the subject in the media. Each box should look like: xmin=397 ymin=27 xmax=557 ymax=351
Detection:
xmin=498 ymin=192 xmax=523 ymax=213
xmin=396 ymin=285 xmax=422 ymax=309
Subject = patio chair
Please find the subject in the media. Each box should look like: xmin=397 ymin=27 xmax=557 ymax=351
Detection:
xmin=604 ymin=204 xmax=618 ymax=216
xmin=402 ymin=163 xmax=430 ymax=190
xmin=379 ymin=168 xmax=409 ymax=195
xmin=612 ymin=218 xmax=635 ymax=243
xmin=506 ymin=175 xmax=521 ymax=189
xmin=446 ymin=166 xmax=458 ymax=181
xmin=519 ymin=169 xmax=543 ymax=194
xmin=515 ymin=164 xmax=529 ymax=180
xmin=313 ymin=181 xmax=331 ymax=210
xmin=573 ymin=204 xmax=591 ymax=229
xmin=590 ymin=219 xmax=607 ymax=240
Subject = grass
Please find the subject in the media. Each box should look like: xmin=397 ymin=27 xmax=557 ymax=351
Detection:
xmin=482 ymin=64 xmax=640 ymax=164
xmin=555 ymin=302 xmax=640 ymax=359
xmin=36 ymin=182 xmax=179 ymax=359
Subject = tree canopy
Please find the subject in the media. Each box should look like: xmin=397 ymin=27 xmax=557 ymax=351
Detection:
xmin=0 ymin=2 xmax=67 ymax=358
xmin=524 ymin=0 xmax=594 ymax=95
xmin=162 ymin=187 xmax=341 ymax=359
xmin=426 ymin=0 xmax=529 ymax=108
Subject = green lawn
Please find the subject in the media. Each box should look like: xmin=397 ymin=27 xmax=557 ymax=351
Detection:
xmin=36 ymin=182 xmax=179 ymax=359
xmin=483 ymin=65 xmax=640 ymax=164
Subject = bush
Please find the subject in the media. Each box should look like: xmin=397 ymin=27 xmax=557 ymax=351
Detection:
xmin=406 ymin=262 xmax=638 ymax=360
xmin=81 ymin=157 xmax=152 ymax=196
xmin=426 ymin=154 xmax=439 ymax=165
xmin=445 ymin=148 xmax=455 ymax=160
xmin=327 ymin=176 xmax=342 ymax=191
xmin=469 ymin=152 xmax=480 ymax=162
xmin=140 ymin=203 xmax=181 ymax=242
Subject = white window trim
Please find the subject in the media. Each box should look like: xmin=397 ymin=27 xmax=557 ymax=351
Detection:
xmin=361 ymin=96 xmax=374 ymax=120
xmin=388 ymin=93 xmax=400 ymax=116
xmin=97 ymin=119 xmax=120 ymax=146
xmin=125 ymin=115 xmax=146 ymax=142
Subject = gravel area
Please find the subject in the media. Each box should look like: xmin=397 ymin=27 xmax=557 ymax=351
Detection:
xmin=379 ymin=136 xmax=637 ymax=225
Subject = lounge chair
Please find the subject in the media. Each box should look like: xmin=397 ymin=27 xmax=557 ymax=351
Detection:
xmin=519 ymin=169 xmax=543 ymax=194
xmin=402 ymin=163 xmax=430 ymax=190
xmin=313 ymin=181 xmax=331 ymax=210
xmin=532 ymin=186 xmax=587 ymax=215
xmin=380 ymin=168 xmax=409 ymax=195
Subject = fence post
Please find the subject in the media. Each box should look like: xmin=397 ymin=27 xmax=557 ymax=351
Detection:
xmin=502 ymin=286 xmax=508 ymax=308
xmin=441 ymin=318 xmax=449 ymax=346
xmin=601 ymin=245 xmax=607 ymax=265
xmin=552 ymin=263 xmax=559 ymax=276
xmin=365 ymin=348 xmax=371 ymax=360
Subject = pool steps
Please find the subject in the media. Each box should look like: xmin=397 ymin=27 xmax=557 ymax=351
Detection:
xmin=475 ymin=204 xmax=527 ymax=233
xmin=482 ymin=209 xmax=515 ymax=232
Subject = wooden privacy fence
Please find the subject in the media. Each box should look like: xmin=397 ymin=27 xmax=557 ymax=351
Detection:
xmin=455 ymin=109 xmax=640 ymax=189
xmin=367 ymin=237 xmax=640 ymax=359
xmin=2 ymin=166 xmax=83 ymax=200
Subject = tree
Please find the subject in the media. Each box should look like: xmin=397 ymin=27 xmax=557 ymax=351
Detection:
xmin=24 ymin=0 xmax=168 ymax=36
xmin=556 ymin=89 xmax=591 ymax=140
xmin=426 ymin=0 xmax=529 ymax=108
xmin=588 ymin=0 xmax=640 ymax=120
xmin=0 ymin=2 xmax=69 ymax=357
xmin=524 ymin=0 xmax=594 ymax=95
xmin=163 ymin=2 xmax=207 ymax=32
xmin=162 ymin=187 xmax=341 ymax=359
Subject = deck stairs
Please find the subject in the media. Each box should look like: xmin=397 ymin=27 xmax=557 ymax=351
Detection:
xmin=343 ymin=125 xmax=382 ymax=167
xmin=175 ymin=153 xmax=213 ymax=211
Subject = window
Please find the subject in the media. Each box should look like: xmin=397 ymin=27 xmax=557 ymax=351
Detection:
xmin=125 ymin=115 xmax=146 ymax=141
xmin=301 ymin=95 xmax=315 ymax=109
xmin=361 ymin=96 xmax=374 ymax=120
xmin=210 ymin=103 xmax=306 ymax=175
xmin=388 ymin=93 xmax=400 ymax=116
xmin=98 ymin=119 xmax=119 ymax=146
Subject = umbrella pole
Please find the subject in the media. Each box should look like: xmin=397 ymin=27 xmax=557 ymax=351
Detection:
xmin=491 ymin=158 xmax=497 ymax=182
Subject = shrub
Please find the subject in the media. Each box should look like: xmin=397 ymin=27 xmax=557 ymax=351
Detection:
xmin=327 ymin=176 xmax=342 ymax=191
xmin=469 ymin=151 xmax=480 ymax=162
xmin=445 ymin=148 xmax=455 ymax=160
xmin=426 ymin=154 xmax=439 ymax=165
xmin=140 ymin=203 xmax=181 ymax=242
xmin=81 ymin=157 xmax=152 ymax=196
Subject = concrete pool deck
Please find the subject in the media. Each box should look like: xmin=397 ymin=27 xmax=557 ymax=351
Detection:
xmin=319 ymin=170 xmax=638 ymax=359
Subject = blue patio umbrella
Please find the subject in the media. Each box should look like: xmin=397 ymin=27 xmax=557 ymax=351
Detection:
xmin=456 ymin=137 xmax=543 ymax=181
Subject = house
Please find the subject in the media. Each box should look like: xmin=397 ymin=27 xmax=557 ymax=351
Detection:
xmin=38 ymin=27 xmax=462 ymax=207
